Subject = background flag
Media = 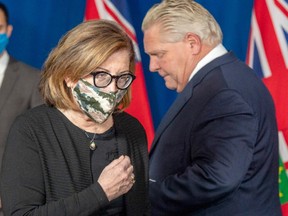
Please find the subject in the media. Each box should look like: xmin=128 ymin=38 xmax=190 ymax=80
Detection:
xmin=246 ymin=0 xmax=288 ymax=214
xmin=85 ymin=0 xmax=154 ymax=149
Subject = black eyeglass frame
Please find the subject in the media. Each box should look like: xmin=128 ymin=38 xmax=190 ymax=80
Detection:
xmin=90 ymin=71 xmax=136 ymax=90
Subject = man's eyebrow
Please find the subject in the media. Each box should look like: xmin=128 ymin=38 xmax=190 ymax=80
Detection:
xmin=146 ymin=50 xmax=166 ymax=55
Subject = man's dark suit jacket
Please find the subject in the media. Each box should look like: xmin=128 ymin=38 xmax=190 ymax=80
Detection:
xmin=149 ymin=52 xmax=282 ymax=216
xmin=0 ymin=56 xmax=43 ymax=172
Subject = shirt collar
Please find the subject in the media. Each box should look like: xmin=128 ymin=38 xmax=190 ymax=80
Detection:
xmin=0 ymin=51 xmax=9 ymax=68
xmin=0 ymin=51 xmax=10 ymax=88
xmin=188 ymin=43 xmax=227 ymax=81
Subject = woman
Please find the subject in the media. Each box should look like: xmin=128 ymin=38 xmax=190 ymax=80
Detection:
xmin=1 ymin=20 xmax=149 ymax=216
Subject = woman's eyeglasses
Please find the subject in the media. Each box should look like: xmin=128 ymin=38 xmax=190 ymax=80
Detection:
xmin=90 ymin=71 xmax=136 ymax=90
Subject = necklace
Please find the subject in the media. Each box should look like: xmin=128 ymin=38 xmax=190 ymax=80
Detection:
xmin=84 ymin=131 xmax=97 ymax=151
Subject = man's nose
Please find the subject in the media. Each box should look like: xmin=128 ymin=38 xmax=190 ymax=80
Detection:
xmin=149 ymin=57 xmax=160 ymax=72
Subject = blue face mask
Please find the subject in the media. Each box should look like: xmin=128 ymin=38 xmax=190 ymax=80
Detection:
xmin=0 ymin=33 xmax=9 ymax=53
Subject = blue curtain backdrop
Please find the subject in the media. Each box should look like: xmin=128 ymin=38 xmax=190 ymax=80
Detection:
xmin=1 ymin=0 xmax=253 ymax=129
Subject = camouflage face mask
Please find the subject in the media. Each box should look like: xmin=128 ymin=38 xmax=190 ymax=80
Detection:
xmin=72 ymin=79 xmax=127 ymax=124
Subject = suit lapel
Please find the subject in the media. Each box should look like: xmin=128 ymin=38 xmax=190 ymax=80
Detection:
xmin=150 ymin=81 xmax=194 ymax=152
xmin=0 ymin=57 xmax=19 ymax=111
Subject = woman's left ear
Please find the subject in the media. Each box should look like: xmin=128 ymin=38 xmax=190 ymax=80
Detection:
xmin=64 ymin=77 xmax=74 ymax=88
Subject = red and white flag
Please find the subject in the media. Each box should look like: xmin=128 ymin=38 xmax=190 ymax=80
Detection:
xmin=85 ymin=0 xmax=154 ymax=149
xmin=246 ymin=0 xmax=288 ymax=214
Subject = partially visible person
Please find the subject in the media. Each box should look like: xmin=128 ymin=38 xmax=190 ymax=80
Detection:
xmin=0 ymin=3 xmax=42 ymax=214
xmin=0 ymin=2 xmax=43 ymax=171
xmin=142 ymin=0 xmax=281 ymax=215
xmin=1 ymin=19 xmax=149 ymax=216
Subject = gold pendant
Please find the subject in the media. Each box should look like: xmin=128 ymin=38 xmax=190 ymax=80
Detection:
xmin=90 ymin=141 xmax=96 ymax=151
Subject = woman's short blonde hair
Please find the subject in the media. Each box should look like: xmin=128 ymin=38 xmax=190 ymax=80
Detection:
xmin=142 ymin=0 xmax=222 ymax=46
xmin=40 ymin=19 xmax=135 ymax=111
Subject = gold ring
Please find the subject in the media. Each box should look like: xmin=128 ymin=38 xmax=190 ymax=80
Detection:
xmin=131 ymin=174 xmax=135 ymax=183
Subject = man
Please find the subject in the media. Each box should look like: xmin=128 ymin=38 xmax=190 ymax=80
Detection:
xmin=0 ymin=2 xmax=42 ymax=172
xmin=142 ymin=0 xmax=281 ymax=215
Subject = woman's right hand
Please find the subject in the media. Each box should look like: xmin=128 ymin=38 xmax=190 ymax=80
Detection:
xmin=98 ymin=155 xmax=135 ymax=201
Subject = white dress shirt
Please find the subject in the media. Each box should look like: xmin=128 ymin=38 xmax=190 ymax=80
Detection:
xmin=189 ymin=43 xmax=228 ymax=81
xmin=0 ymin=51 xmax=9 ymax=88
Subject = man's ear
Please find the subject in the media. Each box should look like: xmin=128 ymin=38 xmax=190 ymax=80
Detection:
xmin=185 ymin=32 xmax=201 ymax=54
xmin=6 ymin=24 xmax=13 ymax=38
